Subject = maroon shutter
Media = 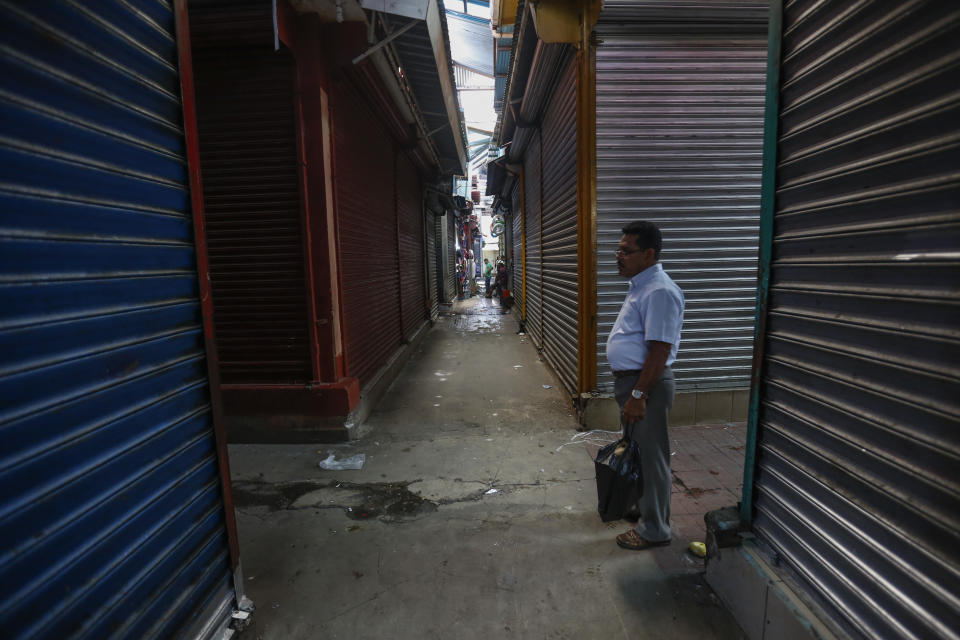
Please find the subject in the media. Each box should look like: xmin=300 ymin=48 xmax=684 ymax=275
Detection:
xmin=194 ymin=48 xmax=312 ymax=384
xmin=333 ymin=80 xmax=403 ymax=385
xmin=396 ymin=156 xmax=427 ymax=339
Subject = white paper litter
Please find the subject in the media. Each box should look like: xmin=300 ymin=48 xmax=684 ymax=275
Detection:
xmin=542 ymin=385 xmax=552 ymax=389
xmin=513 ymin=365 xmax=523 ymax=368
xmin=318 ymin=453 xmax=365 ymax=470
xmin=555 ymin=429 xmax=622 ymax=452
xmin=485 ymin=488 xmax=498 ymax=495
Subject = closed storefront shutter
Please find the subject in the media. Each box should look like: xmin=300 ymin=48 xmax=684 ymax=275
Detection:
xmin=0 ymin=3 xmax=236 ymax=637
xmin=593 ymin=23 xmax=767 ymax=392
xmin=523 ymin=130 xmax=543 ymax=349
xmin=751 ymin=3 xmax=960 ymax=638
xmin=426 ymin=213 xmax=440 ymax=320
xmin=446 ymin=214 xmax=456 ymax=301
xmin=539 ymin=56 xmax=579 ymax=394
xmin=511 ymin=184 xmax=524 ymax=318
xmin=396 ymin=156 xmax=427 ymax=340
xmin=193 ymin=48 xmax=312 ymax=384
xmin=434 ymin=215 xmax=446 ymax=304
xmin=333 ymin=81 xmax=402 ymax=386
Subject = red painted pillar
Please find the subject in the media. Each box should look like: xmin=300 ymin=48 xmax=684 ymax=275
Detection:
xmin=288 ymin=7 xmax=360 ymax=409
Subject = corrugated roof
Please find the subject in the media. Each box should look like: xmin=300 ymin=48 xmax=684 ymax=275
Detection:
xmin=447 ymin=12 xmax=493 ymax=75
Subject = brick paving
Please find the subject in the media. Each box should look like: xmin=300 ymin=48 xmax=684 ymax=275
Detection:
xmin=583 ymin=421 xmax=746 ymax=545
xmin=668 ymin=422 xmax=746 ymax=543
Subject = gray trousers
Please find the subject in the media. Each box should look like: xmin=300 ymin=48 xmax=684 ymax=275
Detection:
xmin=614 ymin=367 xmax=675 ymax=542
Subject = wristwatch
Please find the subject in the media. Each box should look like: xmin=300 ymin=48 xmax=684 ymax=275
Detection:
xmin=630 ymin=389 xmax=647 ymax=400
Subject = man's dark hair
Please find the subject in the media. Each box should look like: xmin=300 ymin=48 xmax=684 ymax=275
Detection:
xmin=621 ymin=220 xmax=662 ymax=260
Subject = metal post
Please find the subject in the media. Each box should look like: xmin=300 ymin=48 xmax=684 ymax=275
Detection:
xmin=741 ymin=0 xmax=783 ymax=526
xmin=352 ymin=19 xmax=420 ymax=65
xmin=172 ymin=0 xmax=241 ymax=573
xmin=575 ymin=13 xmax=597 ymax=395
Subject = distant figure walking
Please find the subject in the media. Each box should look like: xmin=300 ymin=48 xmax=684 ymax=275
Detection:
xmin=492 ymin=259 xmax=509 ymax=304
xmin=483 ymin=258 xmax=494 ymax=298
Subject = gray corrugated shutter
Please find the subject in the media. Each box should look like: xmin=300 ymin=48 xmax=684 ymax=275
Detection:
xmin=594 ymin=25 xmax=767 ymax=392
xmin=0 ymin=2 xmax=235 ymax=638
xmin=523 ymin=130 xmax=543 ymax=349
xmin=752 ymin=3 xmax=960 ymax=639
xmin=598 ymin=0 xmax=767 ymax=26
xmin=539 ymin=55 xmax=579 ymax=394
xmin=193 ymin=48 xmax=312 ymax=384
xmin=447 ymin=214 xmax=457 ymax=301
xmin=511 ymin=185 xmax=524 ymax=319
xmin=427 ymin=212 xmax=440 ymax=320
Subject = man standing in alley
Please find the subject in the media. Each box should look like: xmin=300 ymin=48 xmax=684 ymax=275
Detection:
xmin=606 ymin=221 xmax=685 ymax=550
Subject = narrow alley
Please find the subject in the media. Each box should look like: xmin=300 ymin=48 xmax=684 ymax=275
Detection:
xmin=229 ymin=300 xmax=747 ymax=639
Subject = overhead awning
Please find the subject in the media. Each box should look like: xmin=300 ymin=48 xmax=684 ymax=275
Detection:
xmin=391 ymin=0 xmax=469 ymax=175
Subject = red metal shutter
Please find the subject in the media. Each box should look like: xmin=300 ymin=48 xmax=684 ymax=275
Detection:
xmin=193 ymin=49 xmax=312 ymax=384
xmin=333 ymin=81 xmax=403 ymax=386
xmin=396 ymin=156 xmax=427 ymax=340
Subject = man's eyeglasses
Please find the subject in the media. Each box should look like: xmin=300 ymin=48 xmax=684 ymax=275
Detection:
xmin=615 ymin=248 xmax=643 ymax=257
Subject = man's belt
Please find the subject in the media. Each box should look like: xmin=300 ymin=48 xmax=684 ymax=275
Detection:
xmin=612 ymin=369 xmax=642 ymax=378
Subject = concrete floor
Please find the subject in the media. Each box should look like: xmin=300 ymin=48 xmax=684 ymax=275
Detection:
xmin=229 ymin=297 xmax=747 ymax=639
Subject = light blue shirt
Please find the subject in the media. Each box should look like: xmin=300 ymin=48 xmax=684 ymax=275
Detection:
xmin=606 ymin=263 xmax=684 ymax=371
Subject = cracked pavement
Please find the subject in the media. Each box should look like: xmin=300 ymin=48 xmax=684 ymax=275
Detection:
xmin=229 ymin=298 xmax=744 ymax=639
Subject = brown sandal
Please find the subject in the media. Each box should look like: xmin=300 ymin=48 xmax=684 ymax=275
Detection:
xmin=616 ymin=529 xmax=671 ymax=550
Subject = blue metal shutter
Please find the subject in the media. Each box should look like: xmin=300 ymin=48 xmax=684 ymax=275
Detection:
xmin=0 ymin=2 xmax=236 ymax=638
xmin=752 ymin=2 xmax=960 ymax=638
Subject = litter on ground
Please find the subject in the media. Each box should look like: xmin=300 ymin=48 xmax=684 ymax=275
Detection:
xmin=318 ymin=453 xmax=365 ymax=470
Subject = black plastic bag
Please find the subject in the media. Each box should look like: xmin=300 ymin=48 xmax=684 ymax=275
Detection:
xmin=594 ymin=439 xmax=644 ymax=522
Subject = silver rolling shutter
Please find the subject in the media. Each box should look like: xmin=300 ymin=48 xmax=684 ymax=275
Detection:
xmin=426 ymin=212 xmax=439 ymax=320
xmin=523 ymin=130 xmax=543 ymax=349
xmin=511 ymin=183 xmax=524 ymax=317
xmin=446 ymin=213 xmax=456 ymax=302
xmin=539 ymin=56 xmax=579 ymax=394
xmin=753 ymin=2 xmax=960 ymax=638
xmin=594 ymin=26 xmax=767 ymax=392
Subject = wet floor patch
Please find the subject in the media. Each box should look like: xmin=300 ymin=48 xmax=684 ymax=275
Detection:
xmin=452 ymin=313 xmax=504 ymax=333
xmin=232 ymin=480 xmax=322 ymax=511
xmin=232 ymin=479 xmax=438 ymax=522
